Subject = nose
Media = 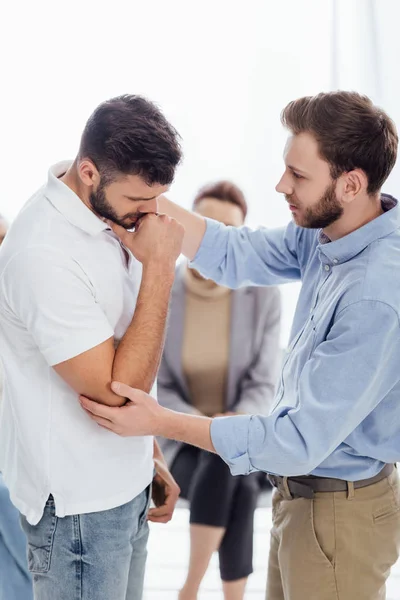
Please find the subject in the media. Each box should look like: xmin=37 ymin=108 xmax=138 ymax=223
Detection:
xmin=275 ymin=173 xmax=293 ymax=196
xmin=141 ymin=198 xmax=158 ymax=214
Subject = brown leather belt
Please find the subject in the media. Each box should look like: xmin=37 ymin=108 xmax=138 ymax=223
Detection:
xmin=267 ymin=464 xmax=395 ymax=500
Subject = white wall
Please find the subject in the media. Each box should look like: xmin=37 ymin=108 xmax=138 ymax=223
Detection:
xmin=332 ymin=0 xmax=400 ymax=194
xmin=0 ymin=0 xmax=398 ymax=344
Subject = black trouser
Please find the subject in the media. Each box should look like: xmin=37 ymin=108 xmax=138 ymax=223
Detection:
xmin=171 ymin=444 xmax=263 ymax=581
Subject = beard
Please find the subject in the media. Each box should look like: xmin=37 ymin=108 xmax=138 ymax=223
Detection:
xmin=287 ymin=180 xmax=343 ymax=229
xmin=89 ymin=183 xmax=142 ymax=230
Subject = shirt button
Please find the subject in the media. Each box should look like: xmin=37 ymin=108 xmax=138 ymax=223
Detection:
xmin=324 ymin=264 xmax=330 ymax=271
xmin=333 ymin=258 xmax=338 ymax=264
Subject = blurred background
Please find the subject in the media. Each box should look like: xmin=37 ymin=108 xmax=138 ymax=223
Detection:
xmin=0 ymin=0 xmax=399 ymax=345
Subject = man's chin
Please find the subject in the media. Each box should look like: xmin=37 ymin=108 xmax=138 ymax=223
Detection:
xmin=291 ymin=213 xmax=301 ymax=225
xmin=291 ymin=212 xmax=309 ymax=228
xmin=122 ymin=223 xmax=135 ymax=231
xmin=119 ymin=219 xmax=139 ymax=231
xmin=119 ymin=215 xmax=145 ymax=230
xmin=132 ymin=216 xmax=147 ymax=231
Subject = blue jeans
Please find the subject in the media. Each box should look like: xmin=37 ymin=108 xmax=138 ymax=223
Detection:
xmin=0 ymin=473 xmax=33 ymax=600
xmin=20 ymin=487 xmax=151 ymax=600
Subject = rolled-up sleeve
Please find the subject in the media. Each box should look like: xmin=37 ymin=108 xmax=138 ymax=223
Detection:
xmin=210 ymin=300 xmax=400 ymax=476
xmin=211 ymin=415 xmax=255 ymax=475
xmin=190 ymin=218 xmax=314 ymax=288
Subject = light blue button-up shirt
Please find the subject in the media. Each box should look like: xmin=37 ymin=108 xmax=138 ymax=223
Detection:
xmin=191 ymin=195 xmax=400 ymax=481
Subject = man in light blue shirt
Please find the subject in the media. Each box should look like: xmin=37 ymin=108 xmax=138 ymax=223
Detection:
xmin=81 ymin=91 xmax=400 ymax=600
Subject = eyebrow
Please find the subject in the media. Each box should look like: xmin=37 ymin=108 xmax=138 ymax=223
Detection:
xmin=287 ymin=165 xmax=309 ymax=176
xmin=124 ymin=195 xmax=158 ymax=201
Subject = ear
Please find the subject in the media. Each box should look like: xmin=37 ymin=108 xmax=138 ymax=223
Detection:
xmin=77 ymin=159 xmax=100 ymax=189
xmin=340 ymin=169 xmax=368 ymax=204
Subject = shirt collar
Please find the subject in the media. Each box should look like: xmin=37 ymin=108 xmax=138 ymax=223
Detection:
xmin=44 ymin=161 xmax=108 ymax=236
xmin=317 ymin=194 xmax=399 ymax=265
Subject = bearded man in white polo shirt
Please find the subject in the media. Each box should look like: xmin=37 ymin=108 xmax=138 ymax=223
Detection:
xmin=0 ymin=95 xmax=184 ymax=600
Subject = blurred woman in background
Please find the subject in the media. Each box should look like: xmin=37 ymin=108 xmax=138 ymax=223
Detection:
xmin=158 ymin=182 xmax=282 ymax=600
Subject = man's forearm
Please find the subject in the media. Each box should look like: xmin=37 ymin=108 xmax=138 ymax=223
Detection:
xmin=112 ymin=264 xmax=174 ymax=393
xmin=154 ymin=408 xmax=216 ymax=453
xmin=158 ymin=196 xmax=206 ymax=260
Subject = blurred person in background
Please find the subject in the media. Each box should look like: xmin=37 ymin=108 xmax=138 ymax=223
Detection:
xmin=0 ymin=215 xmax=33 ymax=600
xmin=158 ymin=182 xmax=281 ymax=600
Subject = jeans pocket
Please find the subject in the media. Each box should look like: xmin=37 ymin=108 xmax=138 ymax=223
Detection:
xmin=373 ymin=503 xmax=400 ymax=524
xmin=20 ymin=496 xmax=57 ymax=573
xmin=310 ymin=499 xmax=335 ymax=568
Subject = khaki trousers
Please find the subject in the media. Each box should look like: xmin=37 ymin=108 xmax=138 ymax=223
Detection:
xmin=266 ymin=469 xmax=400 ymax=600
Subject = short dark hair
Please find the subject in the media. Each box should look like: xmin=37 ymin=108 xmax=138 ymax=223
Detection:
xmin=192 ymin=180 xmax=248 ymax=219
xmin=78 ymin=95 xmax=182 ymax=185
xmin=281 ymin=91 xmax=398 ymax=194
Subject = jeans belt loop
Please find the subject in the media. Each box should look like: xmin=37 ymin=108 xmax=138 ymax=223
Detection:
xmin=347 ymin=480 xmax=355 ymax=500
xmin=282 ymin=476 xmax=293 ymax=500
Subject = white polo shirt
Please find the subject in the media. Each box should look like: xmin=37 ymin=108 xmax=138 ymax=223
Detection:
xmin=0 ymin=162 xmax=154 ymax=525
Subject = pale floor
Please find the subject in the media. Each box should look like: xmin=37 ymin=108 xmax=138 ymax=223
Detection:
xmin=143 ymin=504 xmax=400 ymax=600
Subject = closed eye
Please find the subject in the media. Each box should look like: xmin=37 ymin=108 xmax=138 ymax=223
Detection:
xmin=292 ymin=171 xmax=304 ymax=180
